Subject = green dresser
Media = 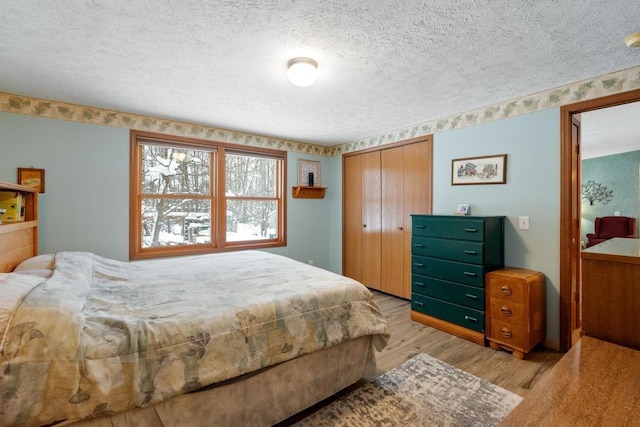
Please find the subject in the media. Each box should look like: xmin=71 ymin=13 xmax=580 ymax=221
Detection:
xmin=410 ymin=215 xmax=504 ymax=345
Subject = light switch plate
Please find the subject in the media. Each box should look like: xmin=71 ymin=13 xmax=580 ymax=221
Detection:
xmin=518 ymin=216 xmax=530 ymax=230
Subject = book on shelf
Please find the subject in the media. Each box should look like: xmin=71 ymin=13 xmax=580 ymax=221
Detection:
xmin=0 ymin=190 xmax=25 ymax=223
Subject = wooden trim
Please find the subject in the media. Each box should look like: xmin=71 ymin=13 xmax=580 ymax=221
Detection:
xmin=410 ymin=310 xmax=485 ymax=345
xmin=342 ymin=135 xmax=433 ymax=158
xmin=559 ymin=88 xmax=640 ymax=352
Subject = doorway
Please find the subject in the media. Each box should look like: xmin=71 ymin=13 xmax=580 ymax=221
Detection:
xmin=560 ymin=88 xmax=640 ymax=351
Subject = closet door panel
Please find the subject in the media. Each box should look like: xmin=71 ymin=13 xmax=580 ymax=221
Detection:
xmin=381 ymin=146 xmax=405 ymax=296
xmin=361 ymin=151 xmax=382 ymax=289
xmin=402 ymin=140 xmax=432 ymax=298
xmin=343 ymin=155 xmax=363 ymax=282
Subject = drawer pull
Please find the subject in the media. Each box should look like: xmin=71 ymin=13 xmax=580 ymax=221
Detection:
xmin=464 ymin=315 xmax=478 ymax=323
xmin=416 ymin=225 xmax=426 ymax=229
xmin=464 ymin=250 xmax=477 ymax=255
xmin=463 ymin=272 xmax=477 ymax=277
xmin=414 ymin=301 xmax=425 ymax=307
xmin=501 ymin=327 xmax=513 ymax=339
xmin=500 ymin=306 xmax=512 ymax=317
xmin=413 ymin=243 xmax=425 ymax=248
xmin=464 ymin=228 xmax=478 ymax=233
xmin=465 ymin=293 xmax=478 ymax=300
xmin=500 ymin=286 xmax=513 ymax=296
xmin=414 ymin=282 xmax=425 ymax=287
xmin=413 ymin=263 xmax=425 ymax=268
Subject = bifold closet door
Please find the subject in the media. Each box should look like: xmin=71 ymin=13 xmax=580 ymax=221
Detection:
xmin=381 ymin=146 xmax=404 ymax=297
xmin=343 ymin=151 xmax=381 ymax=290
xmin=402 ymin=141 xmax=432 ymax=298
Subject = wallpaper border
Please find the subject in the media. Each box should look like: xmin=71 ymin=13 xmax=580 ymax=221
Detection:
xmin=1 ymin=64 xmax=639 ymax=157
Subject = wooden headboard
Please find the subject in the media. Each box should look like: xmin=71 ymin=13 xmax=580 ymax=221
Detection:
xmin=0 ymin=181 xmax=38 ymax=272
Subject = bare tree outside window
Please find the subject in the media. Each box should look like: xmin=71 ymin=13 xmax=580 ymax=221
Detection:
xmin=225 ymin=153 xmax=279 ymax=241
xmin=130 ymin=131 xmax=286 ymax=259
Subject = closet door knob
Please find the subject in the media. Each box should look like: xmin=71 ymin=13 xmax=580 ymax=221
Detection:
xmin=363 ymin=224 xmax=367 ymax=228
xmin=398 ymin=226 xmax=403 ymax=231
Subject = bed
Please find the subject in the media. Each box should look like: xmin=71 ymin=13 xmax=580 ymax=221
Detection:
xmin=0 ymin=248 xmax=389 ymax=426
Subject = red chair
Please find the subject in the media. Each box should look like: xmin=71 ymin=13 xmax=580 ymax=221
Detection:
xmin=586 ymin=216 xmax=636 ymax=248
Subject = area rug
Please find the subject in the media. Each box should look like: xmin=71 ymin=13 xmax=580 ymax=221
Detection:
xmin=295 ymin=353 xmax=522 ymax=426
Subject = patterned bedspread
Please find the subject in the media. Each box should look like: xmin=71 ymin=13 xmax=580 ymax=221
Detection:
xmin=0 ymin=251 xmax=389 ymax=426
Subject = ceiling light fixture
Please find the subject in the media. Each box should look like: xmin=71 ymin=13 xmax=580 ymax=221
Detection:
xmin=624 ymin=32 xmax=640 ymax=48
xmin=287 ymin=58 xmax=318 ymax=87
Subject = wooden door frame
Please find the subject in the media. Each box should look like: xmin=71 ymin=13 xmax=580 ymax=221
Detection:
xmin=560 ymin=88 xmax=640 ymax=351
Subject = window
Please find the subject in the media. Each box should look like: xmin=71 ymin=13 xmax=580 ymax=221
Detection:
xmin=130 ymin=131 xmax=286 ymax=259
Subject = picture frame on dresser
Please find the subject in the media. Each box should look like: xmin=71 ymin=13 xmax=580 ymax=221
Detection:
xmin=451 ymin=154 xmax=507 ymax=185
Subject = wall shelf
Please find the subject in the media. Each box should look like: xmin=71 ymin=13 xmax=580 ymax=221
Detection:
xmin=292 ymin=186 xmax=327 ymax=199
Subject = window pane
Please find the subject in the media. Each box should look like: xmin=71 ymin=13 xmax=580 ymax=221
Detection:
xmin=226 ymin=200 xmax=278 ymax=241
xmin=141 ymin=198 xmax=211 ymax=248
xmin=225 ymin=153 xmax=276 ymax=197
xmin=142 ymin=145 xmax=211 ymax=195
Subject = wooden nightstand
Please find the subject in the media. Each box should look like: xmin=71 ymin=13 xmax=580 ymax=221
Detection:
xmin=486 ymin=268 xmax=545 ymax=359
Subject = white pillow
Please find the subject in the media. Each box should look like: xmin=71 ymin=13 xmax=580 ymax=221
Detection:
xmin=13 ymin=254 xmax=55 ymax=272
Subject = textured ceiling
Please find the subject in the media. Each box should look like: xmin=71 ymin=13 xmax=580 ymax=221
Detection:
xmin=581 ymin=102 xmax=640 ymax=159
xmin=1 ymin=1 xmax=639 ymax=146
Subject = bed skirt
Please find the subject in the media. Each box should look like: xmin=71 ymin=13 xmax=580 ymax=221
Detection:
xmin=65 ymin=336 xmax=377 ymax=426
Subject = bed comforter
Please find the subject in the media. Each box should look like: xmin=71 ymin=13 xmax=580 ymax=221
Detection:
xmin=0 ymin=251 xmax=389 ymax=426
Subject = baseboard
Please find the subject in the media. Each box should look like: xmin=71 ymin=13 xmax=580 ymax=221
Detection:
xmin=543 ymin=338 xmax=560 ymax=351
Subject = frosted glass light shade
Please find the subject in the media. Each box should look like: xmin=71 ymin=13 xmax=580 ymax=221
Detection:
xmin=287 ymin=58 xmax=318 ymax=87
xmin=625 ymin=32 xmax=640 ymax=48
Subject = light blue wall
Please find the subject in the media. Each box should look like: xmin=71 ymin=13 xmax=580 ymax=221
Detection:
xmin=0 ymin=112 xmax=338 ymax=270
xmin=0 ymin=112 xmax=130 ymax=259
xmin=433 ymin=108 xmax=561 ymax=343
xmin=581 ymin=150 xmax=640 ymax=242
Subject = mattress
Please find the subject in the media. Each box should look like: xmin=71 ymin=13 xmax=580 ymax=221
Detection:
xmin=0 ymin=251 xmax=389 ymax=426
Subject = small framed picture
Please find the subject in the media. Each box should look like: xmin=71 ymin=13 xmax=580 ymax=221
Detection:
xmin=456 ymin=204 xmax=470 ymax=216
xmin=18 ymin=167 xmax=45 ymax=193
xmin=452 ymin=154 xmax=507 ymax=185
xmin=298 ymin=159 xmax=321 ymax=187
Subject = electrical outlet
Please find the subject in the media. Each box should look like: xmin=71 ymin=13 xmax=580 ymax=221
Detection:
xmin=518 ymin=216 xmax=530 ymax=230
xmin=615 ymin=211 xmax=621 ymax=216
xmin=308 ymin=260 xmax=314 ymax=266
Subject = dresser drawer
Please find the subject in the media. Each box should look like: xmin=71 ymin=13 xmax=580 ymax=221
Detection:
xmin=412 ymin=236 xmax=484 ymax=264
xmin=412 ymin=294 xmax=485 ymax=332
xmin=412 ymin=216 xmax=485 ymax=241
xmin=489 ymin=319 xmax=526 ymax=351
xmin=412 ymin=275 xmax=484 ymax=311
xmin=489 ymin=297 xmax=525 ymax=326
xmin=488 ymin=277 xmax=525 ymax=303
xmin=412 ymin=256 xmax=484 ymax=287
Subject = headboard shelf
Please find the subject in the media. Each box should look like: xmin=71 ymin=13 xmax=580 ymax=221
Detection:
xmin=0 ymin=180 xmax=38 ymax=272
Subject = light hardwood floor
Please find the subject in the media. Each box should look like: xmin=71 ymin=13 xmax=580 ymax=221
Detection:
xmin=371 ymin=290 xmax=563 ymax=398
xmin=280 ymin=291 xmax=563 ymax=425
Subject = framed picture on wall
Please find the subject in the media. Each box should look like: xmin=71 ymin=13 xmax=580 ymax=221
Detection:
xmin=17 ymin=167 xmax=45 ymax=193
xmin=297 ymin=159 xmax=321 ymax=187
xmin=451 ymin=154 xmax=507 ymax=185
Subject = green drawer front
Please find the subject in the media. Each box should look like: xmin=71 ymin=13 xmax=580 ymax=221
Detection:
xmin=412 ymin=216 xmax=485 ymax=241
xmin=412 ymin=275 xmax=484 ymax=311
xmin=411 ymin=294 xmax=485 ymax=332
xmin=412 ymin=236 xmax=484 ymax=264
xmin=412 ymin=256 xmax=484 ymax=287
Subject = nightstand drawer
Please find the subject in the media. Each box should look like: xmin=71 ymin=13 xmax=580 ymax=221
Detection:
xmin=489 ymin=319 xmax=526 ymax=351
xmin=488 ymin=277 xmax=525 ymax=303
xmin=412 ymin=236 xmax=484 ymax=264
xmin=412 ymin=294 xmax=485 ymax=332
xmin=412 ymin=275 xmax=484 ymax=311
xmin=412 ymin=256 xmax=484 ymax=287
xmin=489 ymin=297 xmax=525 ymax=326
xmin=412 ymin=216 xmax=485 ymax=241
